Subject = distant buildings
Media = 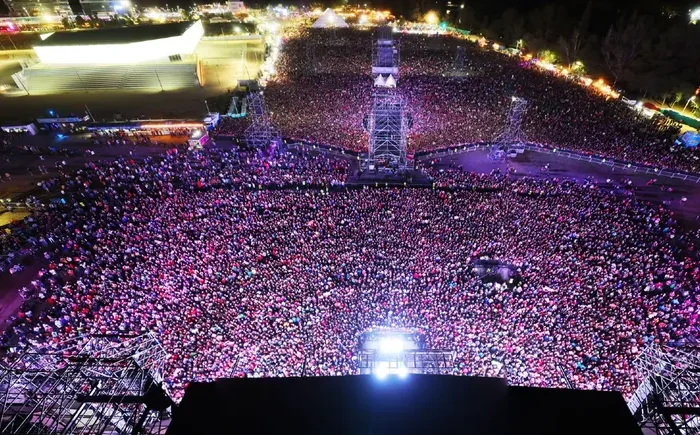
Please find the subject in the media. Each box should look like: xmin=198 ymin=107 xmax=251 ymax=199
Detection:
xmin=77 ymin=0 xmax=115 ymax=15
xmin=199 ymin=1 xmax=245 ymax=15
xmin=3 ymin=0 xmax=72 ymax=16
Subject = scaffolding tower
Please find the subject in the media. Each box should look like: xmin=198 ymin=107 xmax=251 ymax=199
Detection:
xmin=0 ymin=333 xmax=173 ymax=435
xmin=490 ymin=97 xmax=528 ymax=161
xmin=366 ymin=25 xmax=410 ymax=170
xmin=367 ymin=91 xmax=411 ymax=168
xmin=245 ymin=89 xmax=281 ymax=148
xmin=454 ymin=46 xmax=465 ymax=70
xmin=305 ymin=42 xmax=319 ymax=75
xmin=627 ymin=344 xmax=700 ymax=435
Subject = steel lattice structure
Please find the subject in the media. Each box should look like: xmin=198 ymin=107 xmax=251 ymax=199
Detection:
xmin=367 ymin=90 xmax=410 ymax=169
xmin=490 ymin=97 xmax=528 ymax=161
xmin=454 ymin=46 xmax=465 ymax=70
xmin=357 ymin=350 xmax=455 ymax=375
xmin=305 ymin=42 xmax=319 ymax=76
xmin=366 ymin=26 xmax=410 ymax=170
xmin=627 ymin=344 xmax=700 ymax=435
xmin=372 ymin=26 xmax=400 ymax=80
xmin=245 ymin=90 xmax=281 ymax=148
xmin=0 ymin=333 xmax=173 ymax=435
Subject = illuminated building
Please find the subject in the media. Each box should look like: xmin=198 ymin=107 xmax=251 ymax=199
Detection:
xmin=3 ymin=0 xmax=72 ymax=16
xmin=33 ymin=20 xmax=203 ymax=64
xmin=13 ymin=21 xmax=205 ymax=94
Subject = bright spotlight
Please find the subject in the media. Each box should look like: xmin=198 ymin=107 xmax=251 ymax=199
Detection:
xmin=397 ymin=367 xmax=409 ymax=379
xmin=379 ymin=337 xmax=404 ymax=354
xmin=375 ymin=366 xmax=389 ymax=380
xmin=691 ymin=7 xmax=700 ymax=23
xmin=424 ymin=11 xmax=439 ymax=25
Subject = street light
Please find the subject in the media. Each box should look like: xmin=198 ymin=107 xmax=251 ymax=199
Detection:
xmin=683 ymin=95 xmax=696 ymax=113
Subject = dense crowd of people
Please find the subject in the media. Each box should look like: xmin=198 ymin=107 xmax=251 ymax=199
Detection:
xmin=212 ymin=29 xmax=699 ymax=173
xmin=0 ymin=144 xmax=697 ymax=402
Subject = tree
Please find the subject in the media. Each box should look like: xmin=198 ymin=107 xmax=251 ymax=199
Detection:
xmin=601 ymin=13 xmax=648 ymax=85
xmin=61 ymin=17 xmax=74 ymax=29
xmin=558 ymin=1 xmax=592 ymax=67
xmin=458 ymin=5 xmax=477 ymax=30
xmin=75 ymin=15 xmax=86 ymax=27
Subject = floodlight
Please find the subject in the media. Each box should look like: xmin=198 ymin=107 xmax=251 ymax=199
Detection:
xmin=375 ymin=366 xmax=389 ymax=380
xmin=378 ymin=337 xmax=404 ymax=354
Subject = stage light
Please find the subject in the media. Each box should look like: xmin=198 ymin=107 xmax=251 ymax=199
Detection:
xmin=691 ymin=7 xmax=700 ymax=23
xmin=424 ymin=11 xmax=439 ymax=26
xmin=397 ymin=367 xmax=409 ymax=379
xmin=375 ymin=366 xmax=389 ymax=380
xmin=379 ymin=337 xmax=404 ymax=354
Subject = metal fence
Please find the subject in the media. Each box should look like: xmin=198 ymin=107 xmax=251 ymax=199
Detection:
xmin=416 ymin=142 xmax=700 ymax=183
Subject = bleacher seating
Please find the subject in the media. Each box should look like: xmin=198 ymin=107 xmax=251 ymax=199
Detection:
xmin=12 ymin=62 xmax=200 ymax=94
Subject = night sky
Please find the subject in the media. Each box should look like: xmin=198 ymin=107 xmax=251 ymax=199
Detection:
xmin=1 ymin=0 xmax=697 ymax=16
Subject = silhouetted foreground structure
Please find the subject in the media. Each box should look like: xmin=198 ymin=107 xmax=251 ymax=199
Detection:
xmin=167 ymin=375 xmax=641 ymax=435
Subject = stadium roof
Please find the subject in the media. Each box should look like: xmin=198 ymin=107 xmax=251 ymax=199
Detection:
xmin=35 ymin=21 xmax=195 ymax=47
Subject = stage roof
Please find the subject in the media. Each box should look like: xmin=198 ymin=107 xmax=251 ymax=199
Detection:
xmin=35 ymin=22 xmax=194 ymax=47
xmin=167 ymin=375 xmax=642 ymax=435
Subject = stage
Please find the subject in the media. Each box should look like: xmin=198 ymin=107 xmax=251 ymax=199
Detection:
xmin=167 ymin=375 xmax=642 ymax=435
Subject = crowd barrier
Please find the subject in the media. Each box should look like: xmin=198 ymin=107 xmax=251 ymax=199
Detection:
xmin=415 ymin=142 xmax=700 ymax=183
xmin=212 ymin=136 xmax=700 ymax=183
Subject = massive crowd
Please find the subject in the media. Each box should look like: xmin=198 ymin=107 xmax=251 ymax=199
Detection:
xmin=213 ymin=29 xmax=699 ymax=173
xmin=0 ymin=144 xmax=697 ymax=401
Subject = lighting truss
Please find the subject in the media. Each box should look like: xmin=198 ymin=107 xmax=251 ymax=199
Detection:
xmin=627 ymin=344 xmax=700 ymax=435
xmin=357 ymin=350 xmax=455 ymax=375
xmin=245 ymin=90 xmax=281 ymax=148
xmin=490 ymin=97 xmax=528 ymax=161
xmin=454 ymin=46 xmax=465 ymax=70
xmin=372 ymin=26 xmax=400 ymax=79
xmin=305 ymin=42 xmax=319 ymax=75
xmin=367 ymin=89 xmax=410 ymax=169
xmin=0 ymin=333 xmax=173 ymax=435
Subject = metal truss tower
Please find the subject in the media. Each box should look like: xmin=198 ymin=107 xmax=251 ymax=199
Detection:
xmin=627 ymin=344 xmax=700 ymax=435
xmin=305 ymin=42 xmax=319 ymax=75
xmin=0 ymin=333 xmax=173 ymax=435
xmin=367 ymin=91 xmax=410 ymax=168
xmin=454 ymin=46 xmax=465 ymax=70
xmin=490 ymin=97 xmax=528 ymax=161
xmin=366 ymin=26 xmax=411 ymax=170
xmin=357 ymin=350 xmax=455 ymax=375
xmin=245 ymin=89 xmax=281 ymax=148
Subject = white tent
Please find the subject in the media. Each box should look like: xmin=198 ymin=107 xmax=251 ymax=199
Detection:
xmin=312 ymin=8 xmax=350 ymax=28
xmin=374 ymin=75 xmax=387 ymax=87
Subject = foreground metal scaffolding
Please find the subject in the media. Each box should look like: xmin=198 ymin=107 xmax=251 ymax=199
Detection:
xmin=627 ymin=344 xmax=700 ymax=434
xmin=490 ymin=97 xmax=528 ymax=161
xmin=245 ymin=89 xmax=281 ymax=148
xmin=357 ymin=350 xmax=455 ymax=375
xmin=0 ymin=333 xmax=173 ymax=435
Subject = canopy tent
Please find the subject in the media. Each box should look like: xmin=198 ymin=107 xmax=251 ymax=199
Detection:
xmin=312 ymin=9 xmax=350 ymax=29
xmin=661 ymin=109 xmax=700 ymax=130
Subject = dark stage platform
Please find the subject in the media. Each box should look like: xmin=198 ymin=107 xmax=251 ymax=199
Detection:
xmin=347 ymin=169 xmax=433 ymax=187
xmin=167 ymin=375 xmax=641 ymax=435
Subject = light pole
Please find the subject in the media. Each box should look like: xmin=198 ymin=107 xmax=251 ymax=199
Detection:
xmin=683 ymin=96 xmax=696 ymax=113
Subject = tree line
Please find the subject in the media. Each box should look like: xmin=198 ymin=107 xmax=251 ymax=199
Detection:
xmin=431 ymin=1 xmax=699 ymax=111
